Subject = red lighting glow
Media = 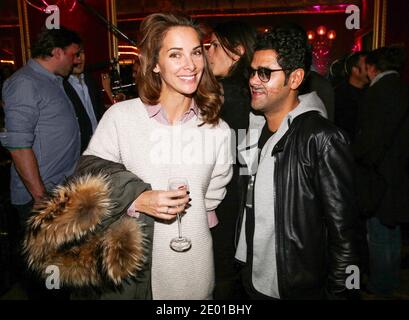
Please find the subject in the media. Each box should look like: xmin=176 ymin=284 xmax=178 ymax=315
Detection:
xmin=317 ymin=26 xmax=327 ymax=36
xmin=25 ymin=0 xmax=77 ymax=12
xmin=309 ymin=25 xmax=337 ymax=75
xmin=307 ymin=30 xmax=315 ymax=40
xmin=327 ymin=30 xmax=336 ymax=40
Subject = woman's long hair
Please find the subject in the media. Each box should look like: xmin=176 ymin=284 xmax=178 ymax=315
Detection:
xmin=137 ymin=13 xmax=222 ymax=126
xmin=212 ymin=21 xmax=257 ymax=81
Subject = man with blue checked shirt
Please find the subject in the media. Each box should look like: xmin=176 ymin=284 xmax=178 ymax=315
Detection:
xmin=0 ymin=27 xmax=82 ymax=299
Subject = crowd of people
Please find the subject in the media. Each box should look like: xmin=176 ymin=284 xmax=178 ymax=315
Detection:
xmin=0 ymin=12 xmax=408 ymax=300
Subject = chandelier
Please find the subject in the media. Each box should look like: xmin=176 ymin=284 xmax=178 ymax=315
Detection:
xmin=307 ymin=25 xmax=337 ymax=75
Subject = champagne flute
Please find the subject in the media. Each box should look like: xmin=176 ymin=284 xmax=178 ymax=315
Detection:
xmin=168 ymin=177 xmax=191 ymax=252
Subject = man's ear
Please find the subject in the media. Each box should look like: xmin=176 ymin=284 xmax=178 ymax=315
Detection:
xmin=351 ymin=65 xmax=359 ymax=76
xmin=51 ymin=47 xmax=62 ymax=59
xmin=289 ymin=68 xmax=305 ymax=90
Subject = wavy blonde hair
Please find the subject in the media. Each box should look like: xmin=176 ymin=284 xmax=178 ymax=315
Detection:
xmin=136 ymin=12 xmax=222 ymax=126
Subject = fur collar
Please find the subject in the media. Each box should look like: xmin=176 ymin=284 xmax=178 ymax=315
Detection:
xmin=23 ymin=174 xmax=147 ymax=289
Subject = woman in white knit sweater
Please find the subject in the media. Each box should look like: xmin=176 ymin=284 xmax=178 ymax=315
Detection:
xmin=84 ymin=13 xmax=232 ymax=299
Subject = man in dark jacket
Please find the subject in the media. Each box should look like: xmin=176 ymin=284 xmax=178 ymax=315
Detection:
xmin=64 ymin=47 xmax=105 ymax=152
xmin=235 ymin=24 xmax=358 ymax=300
xmin=354 ymin=46 xmax=409 ymax=297
xmin=334 ymin=51 xmax=369 ymax=142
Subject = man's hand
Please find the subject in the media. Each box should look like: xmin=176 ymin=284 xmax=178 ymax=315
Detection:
xmin=9 ymin=148 xmax=46 ymax=204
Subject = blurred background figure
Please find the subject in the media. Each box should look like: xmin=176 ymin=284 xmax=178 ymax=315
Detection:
xmin=101 ymin=57 xmax=140 ymax=105
xmin=329 ymin=56 xmax=347 ymax=88
xmin=334 ymin=51 xmax=370 ymax=286
xmin=298 ymin=29 xmax=334 ymax=121
xmin=64 ymin=47 xmax=104 ymax=152
xmin=0 ymin=63 xmax=15 ymax=294
xmin=354 ymin=46 xmax=409 ymax=298
xmin=299 ymin=67 xmax=335 ymax=121
xmin=0 ymin=27 xmax=82 ymax=300
xmin=206 ymin=20 xmax=256 ymax=300
xmin=334 ymin=51 xmax=369 ymax=142
xmin=1 ymin=64 xmax=16 ymax=124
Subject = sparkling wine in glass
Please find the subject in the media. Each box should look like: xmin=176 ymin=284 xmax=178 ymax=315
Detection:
xmin=168 ymin=177 xmax=191 ymax=252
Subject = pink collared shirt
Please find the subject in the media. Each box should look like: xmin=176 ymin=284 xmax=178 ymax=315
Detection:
xmin=127 ymin=102 xmax=219 ymax=228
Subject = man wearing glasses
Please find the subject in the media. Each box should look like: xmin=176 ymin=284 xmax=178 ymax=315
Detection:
xmin=0 ymin=27 xmax=82 ymax=299
xmin=235 ymin=24 xmax=358 ymax=300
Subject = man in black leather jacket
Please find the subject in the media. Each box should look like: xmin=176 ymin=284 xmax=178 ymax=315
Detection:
xmin=235 ymin=24 xmax=359 ymax=300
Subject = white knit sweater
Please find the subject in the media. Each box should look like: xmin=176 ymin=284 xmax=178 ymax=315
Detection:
xmin=84 ymin=98 xmax=233 ymax=299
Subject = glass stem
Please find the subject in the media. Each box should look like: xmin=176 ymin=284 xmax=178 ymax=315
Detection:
xmin=177 ymin=213 xmax=182 ymax=239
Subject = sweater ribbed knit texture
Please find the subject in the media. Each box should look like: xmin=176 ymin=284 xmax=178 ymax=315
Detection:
xmin=84 ymin=98 xmax=232 ymax=299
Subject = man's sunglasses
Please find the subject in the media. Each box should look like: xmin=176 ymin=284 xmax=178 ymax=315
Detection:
xmin=249 ymin=67 xmax=286 ymax=82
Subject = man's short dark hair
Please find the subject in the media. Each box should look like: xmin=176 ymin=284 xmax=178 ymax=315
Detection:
xmin=255 ymin=23 xmax=311 ymax=84
xmin=31 ymin=27 xmax=82 ymax=58
xmin=344 ymin=51 xmax=368 ymax=76
xmin=365 ymin=46 xmax=406 ymax=73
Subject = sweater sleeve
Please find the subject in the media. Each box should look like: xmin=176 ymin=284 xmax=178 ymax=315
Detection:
xmin=205 ymin=126 xmax=233 ymax=211
xmin=83 ymin=106 xmax=121 ymax=163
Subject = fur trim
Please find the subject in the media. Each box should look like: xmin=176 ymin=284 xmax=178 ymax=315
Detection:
xmin=23 ymin=174 xmax=147 ymax=289
xmin=101 ymin=216 xmax=147 ymax=285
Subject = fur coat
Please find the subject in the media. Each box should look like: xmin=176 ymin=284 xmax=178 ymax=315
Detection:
xmin=23 ymin=155 xmax=154 ymax=293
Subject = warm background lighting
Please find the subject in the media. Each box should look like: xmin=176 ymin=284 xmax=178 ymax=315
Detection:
xmin=307 ymin=30 xmax=315 ymax=40
xmin=0 ymin=59 xmax=15 ymax=65
xmin=327 ymin=30 xmax=336 ymax=40
xmin=317 ymin=25 xmax=327 ymax=36
xmin=308 ymin=25 xmax=337 ymax=75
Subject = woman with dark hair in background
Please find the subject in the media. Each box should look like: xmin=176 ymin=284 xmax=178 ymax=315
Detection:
xmin=206 ymin=20 xmax=256 ymax=299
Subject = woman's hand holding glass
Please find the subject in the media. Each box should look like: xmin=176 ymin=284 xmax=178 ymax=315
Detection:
xmin=134 ymin=189 xmax=189 ymax=220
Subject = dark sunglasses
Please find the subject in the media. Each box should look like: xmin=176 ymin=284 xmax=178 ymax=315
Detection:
xmin=249 ymin=67 xmax=286 ymax=82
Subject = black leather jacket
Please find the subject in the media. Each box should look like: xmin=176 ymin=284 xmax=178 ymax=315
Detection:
xmin=239 ymin=111 xmax=359 ymax=299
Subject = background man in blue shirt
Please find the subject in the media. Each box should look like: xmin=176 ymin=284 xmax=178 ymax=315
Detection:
xmin=0 ymin=27 xmax=82 ymax=299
